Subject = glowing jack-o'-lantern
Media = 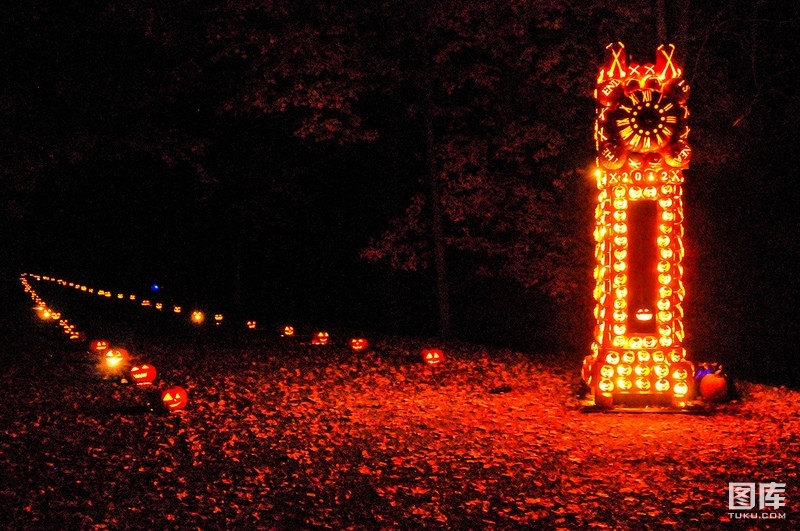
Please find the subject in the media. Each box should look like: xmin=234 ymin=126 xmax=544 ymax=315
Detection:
xmin=246 ymin=320 xmax=257 ymax=330
xmin=104 ymin=348 xmax=129 ymax=370
xmin=312 ymin=331 xmax=330 ymax=345
xmin=90 ymin=339 xmax=110 ymax=354
xmin=191 ymin=311 xmax=205 ymax=324
xmin=282 ymin=325 xmax=295 ymax=337
xmin=350 ymin=338 xmax=369 ymax=351
xmin=130 ymin=364 xmax=157 ymax=386
xmin=214 ymin=314 xmax=224 ymax=325
xmin=161 ymin=386 xmax=189 ymax=411
xmin=422 ymin=348 xmax=444 ymax=365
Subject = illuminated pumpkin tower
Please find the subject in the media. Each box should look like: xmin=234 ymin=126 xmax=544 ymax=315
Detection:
xmin=582 ymin=43 xmax=693 ymax=408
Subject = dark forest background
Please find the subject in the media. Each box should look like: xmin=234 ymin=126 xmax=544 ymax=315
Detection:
xmin=2 ymin=1 xmax=798 ymax=385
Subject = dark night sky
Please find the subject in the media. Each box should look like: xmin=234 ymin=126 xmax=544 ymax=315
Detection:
xmin=2 ymin=1 xmax=800 ymax=381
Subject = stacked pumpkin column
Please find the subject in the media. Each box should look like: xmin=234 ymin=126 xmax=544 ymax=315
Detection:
xmin=582 ymin=43 xmax=694 ymax=408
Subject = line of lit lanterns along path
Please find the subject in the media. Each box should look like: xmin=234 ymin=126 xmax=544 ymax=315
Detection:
xmin=19 ymin=273 xmax=449 ymax=413
xmin=20 ymin=273 xmax=190 ymax=412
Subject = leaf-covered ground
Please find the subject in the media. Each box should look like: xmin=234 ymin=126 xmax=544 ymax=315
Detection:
xmin=2 ymin=282 xmax=799 ymax=529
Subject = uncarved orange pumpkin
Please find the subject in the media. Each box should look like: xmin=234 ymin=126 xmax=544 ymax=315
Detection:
xmin=699 ymin=373 xmax=728 ymax=402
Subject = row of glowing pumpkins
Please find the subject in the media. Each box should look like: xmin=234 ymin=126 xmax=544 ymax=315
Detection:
xmin=30 ymin=274 xmax=304 ymax=332
xmin=24 ymin=273 xmax=447 ymax=364
xmin=91 ymin=340 xmax=190 ymax=412
xmin=21 ymin=274 xmax=191 ymax=411
xmin=21 ymin=274 xmax=448 ymax=411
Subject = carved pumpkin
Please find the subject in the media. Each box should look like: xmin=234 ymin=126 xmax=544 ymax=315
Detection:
xmin=350 ymin=338 xmax=369 ymax=351
xmin=422 ymin=348 xmax=444 ymax=365
xmin=161 ymin=386 xmax=189 ymax=411
xmin=130 ymin=364 xmax=157 ymax=386
xmin=311 ymin=331 xmax=330 ymax=345
xmin=699 ymin=372 xmax=728 ymax=402
xmin=214 ymin=314 xmax=224 ymax=325
xmin=104 ymin=348 xmax=129 ymax=370
xmin=90 ymin=339 xmax=110 ymax=354
xmin=247 ymin=320 xmax=257 ymax=329
xmin=191 ymin=311 xmax=205 ymax=324
xmin=282 ymin=325 xmax=295 ymax=337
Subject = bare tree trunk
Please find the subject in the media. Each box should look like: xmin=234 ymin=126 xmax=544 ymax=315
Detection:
xmin=233 ymin=233 xmax=242 ymax=311
xmin=423 ymin=110 xmax=452 ymax=339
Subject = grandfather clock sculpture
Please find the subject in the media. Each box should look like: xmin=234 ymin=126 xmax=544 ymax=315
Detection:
xmin=582 ymin=43 xmax=694 ymax=408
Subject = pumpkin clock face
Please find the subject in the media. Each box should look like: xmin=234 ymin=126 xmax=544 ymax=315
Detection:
xmin=610 ymin=88 xmax=682 ymax=153
xmin=421 ymin=349 xmax=444 ymax=365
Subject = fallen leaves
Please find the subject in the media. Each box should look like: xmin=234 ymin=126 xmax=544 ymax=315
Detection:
xmin=2 ymin=313 xmax=800 ymax=529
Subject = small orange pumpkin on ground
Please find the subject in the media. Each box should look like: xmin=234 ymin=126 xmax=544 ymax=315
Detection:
xmin=421 ymin=348 xmax=444 ymax=365
xmin=699 ymin=372 xmax=728 ymax=402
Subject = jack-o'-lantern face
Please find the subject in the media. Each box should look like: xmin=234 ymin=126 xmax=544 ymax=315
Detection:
xmin=312 ymin=331 xmax=330 ymax=345
xmin=635 ymin=308 xmax=654 ymax=322
xmin=104 ymin=348 xmax=129 ymax=370
xmin=350 ymin=338 xmax=369 ymax=351
xmin=422 ymin=348 xmax=444 ymax=365
xmin=246 ymin=321 xmax=257 ymax=329
xmin=130 ymin=364 xmax=157 ymax=386
xmin=161 ymin=386 xmax=189 ymax=411
xmin=191 ymin=311 xmax=204 ymax=324
xmin=90 ymin=339 xmax=110 ymax=354
xmin=282 ymin=325 xmax=295 ymax=337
